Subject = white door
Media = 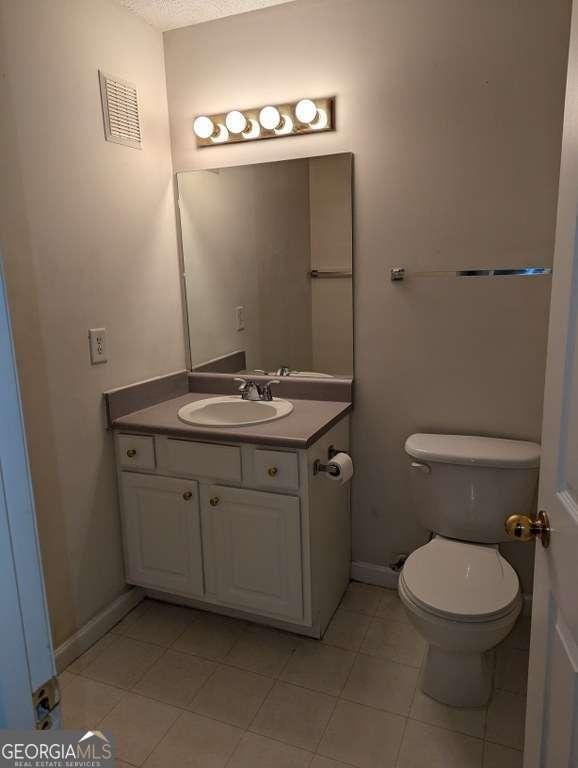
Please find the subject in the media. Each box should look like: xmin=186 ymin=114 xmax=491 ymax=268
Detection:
xmin=524 ymin=5 xmax=578 ymax=766
xmin=0 ymin=253 xmax=57 ymax=728
xmin=202 ymin=485 xmax=303 ymax=621
xmin=121 ymin=473 xmax=204 ymax=597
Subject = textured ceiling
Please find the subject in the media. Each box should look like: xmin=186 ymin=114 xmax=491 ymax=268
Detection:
xmin=114 ymin=0 xmax=297 ymax=30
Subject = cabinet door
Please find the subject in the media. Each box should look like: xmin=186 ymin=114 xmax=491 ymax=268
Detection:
xmin=203 ymin=485 xmax=303 ymax=621
xmin=120 ymin=472 xmax=203 ymax=596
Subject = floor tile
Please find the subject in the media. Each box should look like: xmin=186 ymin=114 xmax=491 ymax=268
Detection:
xmin=340 ymin=582 xmax=383 ymax=615
xmin=494 ymin=648 xmax=529 ymax=695
xmin=318 ymin=699 xmax=405 ymax=768
xmin=111 ymin=600 xmax=151 ymax=635
xmin=66 ymin=633 xmax=117 ymax=674
xmin=410 ymin=688 xmax=486 ymax=738
xmin=397 ymin=719 xmax=484 ymax=768
xmin=100 ymin=692 xmax=181 ymax=765
xmin=172 ymin=613 xmax=243 ymax=661
xmin=361 ymin=617 xmax=426 ymax=668
xmin=81 ymin=636 xmax=164 ymax=689
xmin=60 ymin=676 xmax=125 ymax=730
xmin=250 ymin=680 xmax=335 ymax=751
xmin=342 ymin=653 xmax=418 ymax=716
xmin=310 ymin=757 xmax=352 ymax=768
xmin=322 ymin=607 xmax=371 ymax=652
xmin=483 ymin=742 xmax=523 ymax=768
xmin=375 ymin=589 xmax=410 ymax=624
xmin=143 ymin=710 xmax=243 ymax=768
xmin=58 ymin=670 xmax=76 ymax=691
xmin=124 ymin=601 xmax=196 ymax=646
xmin=228 ymin=732 xmax=312 ymax=768
xmin=225 ymin=625 xmax=300 ymax=677
xmin=486 ymin=690 xmax=526 ymax=750
xmin=133 ymin=649 xmax=216 ymax=706
xmin=281 ymin=640 xmax=355 ymax=695
xmin=190 ymin=665 xmax=273 ymax=727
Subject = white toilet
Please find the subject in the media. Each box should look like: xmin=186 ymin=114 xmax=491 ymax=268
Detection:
xmin=399 ymin=433 xmax=540 ymax=707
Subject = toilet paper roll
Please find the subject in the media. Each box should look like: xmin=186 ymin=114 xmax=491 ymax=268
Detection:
xmin=326 ymin=452 xmax=354 ymax=485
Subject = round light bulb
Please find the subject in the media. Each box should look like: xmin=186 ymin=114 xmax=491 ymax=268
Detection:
xmin=259 ymin=105 xmax=282 ymax=131
xmin=295 ymin=99 xmax=318 ymax=124
xmin=193 ymin=115 xmax=215 ymax=139
xmin=211 ymin=124 xmax=230 ymax=143
xmin=225 ymin=110 xmax=247 ymax=134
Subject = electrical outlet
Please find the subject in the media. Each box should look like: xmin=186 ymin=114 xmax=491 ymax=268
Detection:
xmin=235 ymin=306 xmax=245 ymax=331
xmin=88 ymin=328 xmax=107 ymax=364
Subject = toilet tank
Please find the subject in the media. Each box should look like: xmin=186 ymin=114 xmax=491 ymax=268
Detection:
xmin=405 ymin=434 xmax=541 ymax=543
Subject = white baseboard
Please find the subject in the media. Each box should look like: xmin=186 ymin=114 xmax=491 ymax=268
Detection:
xmin=351 ymin=560 xmax=399 ymax=590
xmin=55 ymin=587 xmax=144 ymax=672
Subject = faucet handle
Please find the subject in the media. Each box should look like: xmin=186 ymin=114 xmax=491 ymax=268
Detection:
xmin=260 ymin=379 xmax=281 ymax=401
xmin=234 ymin=376 xmax=248 ymax=393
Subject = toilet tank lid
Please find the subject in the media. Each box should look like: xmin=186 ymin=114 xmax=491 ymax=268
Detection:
xmin=405 ymin=433 xmax=541 ymax=468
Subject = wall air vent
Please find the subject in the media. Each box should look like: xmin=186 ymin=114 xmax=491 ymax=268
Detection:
xmin=98 ymin=70 xmax=142 ymax=149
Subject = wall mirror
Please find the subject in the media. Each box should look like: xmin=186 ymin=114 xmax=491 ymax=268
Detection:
xmin=177 ymin=152 xmax=353 ymax=378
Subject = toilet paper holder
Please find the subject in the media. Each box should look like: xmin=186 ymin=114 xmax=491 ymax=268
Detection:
xmin=313 ymin=445 xmax=349 ymax=477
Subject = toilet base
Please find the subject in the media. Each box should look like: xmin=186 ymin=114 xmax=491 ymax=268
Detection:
xmin=421 ymin=644 xmax=493 ymax=707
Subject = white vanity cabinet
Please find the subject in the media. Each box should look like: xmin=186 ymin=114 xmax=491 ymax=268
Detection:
xmin=201 ymin=485 xmax=303 ymax=621
xmin=120 ymin=473 xmax=204 ymax=597
xmin=114 ymin=417 xmax=350 ymax=637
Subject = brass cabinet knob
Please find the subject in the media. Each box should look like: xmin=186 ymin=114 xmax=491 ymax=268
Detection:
xmin=209 ymin=496 xmax=220 ymax=507
xmin=182 ymin=491 xmax=193 ymax=501
xmin=268 ymin=466 xmax=278 ymax=477
xmin=126 ymin=449 xmax=137 ymax=458
xmin=505 ymin=510 xmax=550 ymax=549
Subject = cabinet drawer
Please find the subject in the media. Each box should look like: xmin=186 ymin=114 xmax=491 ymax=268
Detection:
xmin=162 ymin=439 xmax=242 ymax=483
xmin=253 ymin=449 xmax=299 ymax=490
xmin=118 ymin=434 xmax=155 ymax=471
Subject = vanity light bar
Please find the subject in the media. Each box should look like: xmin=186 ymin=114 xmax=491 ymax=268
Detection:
xmin=192 ymin=97 xmax=335 ymax=147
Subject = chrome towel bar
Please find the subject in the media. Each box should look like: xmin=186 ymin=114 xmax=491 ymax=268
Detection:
xmin=309 ymin=269 xmax=352 ymax=279
xmin=390 ymin=266 xmax=552 ymax=282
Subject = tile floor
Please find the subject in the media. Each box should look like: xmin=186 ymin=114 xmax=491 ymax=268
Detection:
xmin=59 ymin=583 xmax=529 ymax=768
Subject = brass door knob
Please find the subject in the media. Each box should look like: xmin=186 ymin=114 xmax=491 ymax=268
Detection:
xmin=209 ymin=496 xmax=220 ymax=507
xmin=126 ymin=449 xmax=137 ymax=458
xmin=505 ymin=510 xmax=550 ymax=549
xmin=268 ymin=466 xmax=278 ymax=477
xmin=182 ymin=491 xmax=193 ymax=501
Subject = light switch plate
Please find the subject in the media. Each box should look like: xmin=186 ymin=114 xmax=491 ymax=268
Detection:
xmin=235 ymin=306 xmax=245 ymax=331
xmin=89 ymin=328 xmax=107 ymax=364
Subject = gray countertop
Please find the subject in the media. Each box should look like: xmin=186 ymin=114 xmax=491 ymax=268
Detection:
xmin=112 ymin=392 xmax=352 ymax=448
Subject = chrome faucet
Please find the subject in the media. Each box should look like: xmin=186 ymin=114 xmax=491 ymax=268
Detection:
xmin=234 ymin=378 xmax=281 ymax=402
xmin=275 ymin=366 xmax=291 ymax=377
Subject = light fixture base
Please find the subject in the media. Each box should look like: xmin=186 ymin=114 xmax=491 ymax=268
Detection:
xmin=193 ymin=96 xmax=335 ymax=148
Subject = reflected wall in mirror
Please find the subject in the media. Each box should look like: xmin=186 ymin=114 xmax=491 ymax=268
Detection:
xmin=177 ymin=153 xmax=353 ymax=378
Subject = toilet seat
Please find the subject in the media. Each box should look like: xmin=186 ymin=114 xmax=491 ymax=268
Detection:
xmin=400 ymin=536 xmax=520 ymax=623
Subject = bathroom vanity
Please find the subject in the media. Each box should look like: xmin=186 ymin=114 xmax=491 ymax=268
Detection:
xmin=107 ymin=378 xmax=352 ymax=638
xmin=106 ymin=150 xmax=354 ymax=637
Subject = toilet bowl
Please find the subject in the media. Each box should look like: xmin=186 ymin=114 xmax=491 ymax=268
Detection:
xmin=399 ymin=535 xmax=522 ymax=706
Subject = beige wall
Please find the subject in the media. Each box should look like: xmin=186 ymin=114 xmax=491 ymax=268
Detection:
xmin=165 ymin=0 xmax=570 ymax=592
xmin=0 ymin=0 xmax=185 ymax=646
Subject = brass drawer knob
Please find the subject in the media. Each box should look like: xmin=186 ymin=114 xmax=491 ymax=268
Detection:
xmin=182 ymin=491 xmax=193 ymax=501
xmin=505 ymin=510 xmax=550 ymax=548
xmin=126 ymin=449 xmax=137 ymax=458
xmin=209 ymin=496 xmax=220 ymax=507
xmin=268 ymin=466 xmax=278 ymax=477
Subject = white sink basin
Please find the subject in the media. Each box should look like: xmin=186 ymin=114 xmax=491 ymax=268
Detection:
xmin=177 ymin=395 xmax=294 ymax=427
